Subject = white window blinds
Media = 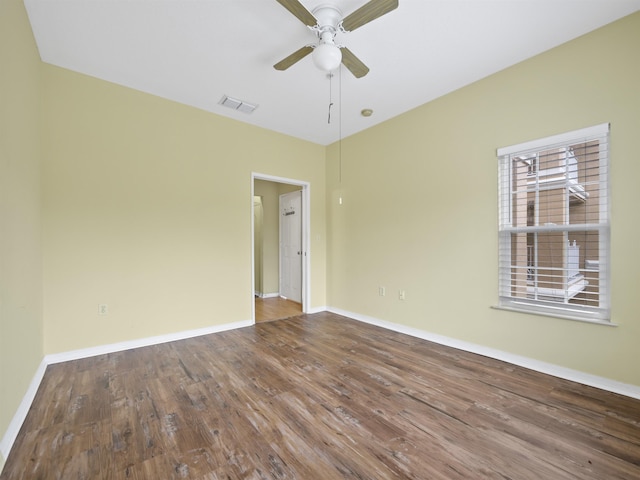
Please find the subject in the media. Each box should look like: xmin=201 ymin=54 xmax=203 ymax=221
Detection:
xmin=497 ymin=123 xmax=610 ymax=323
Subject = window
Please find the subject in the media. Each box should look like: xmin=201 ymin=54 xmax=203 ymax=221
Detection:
xmin=497 ymin=124 xmax=610 ymax=323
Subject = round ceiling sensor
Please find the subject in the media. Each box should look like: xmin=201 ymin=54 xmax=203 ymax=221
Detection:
xmin=361 ymin=109 xmax=373 ymax=117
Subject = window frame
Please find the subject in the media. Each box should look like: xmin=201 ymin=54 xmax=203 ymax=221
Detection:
xmin=496 ymin=123 xmax=611 ymax=324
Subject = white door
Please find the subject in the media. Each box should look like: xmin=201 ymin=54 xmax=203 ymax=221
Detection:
xmin=279 ymin=190 xmax=302 ymax=303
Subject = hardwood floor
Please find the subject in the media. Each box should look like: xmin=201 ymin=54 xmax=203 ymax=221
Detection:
xmin=255 ymin=296 xmax=301 ymax=323
xmin=2 ymin=312 xmax=640 ymax=479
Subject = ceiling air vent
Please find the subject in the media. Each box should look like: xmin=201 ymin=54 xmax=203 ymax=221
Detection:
xmin=219 ymin=95 xmax=258 ymax=114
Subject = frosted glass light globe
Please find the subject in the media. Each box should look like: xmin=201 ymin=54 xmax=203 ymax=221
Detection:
xmin=312 ymin=43 xmax=342 ymax=72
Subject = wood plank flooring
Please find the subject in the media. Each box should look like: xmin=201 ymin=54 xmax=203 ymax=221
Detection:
xmin=255 ymin=297 xmax=301 ymax=323
xmin=2 ymin=312 xmax=640 ymax=479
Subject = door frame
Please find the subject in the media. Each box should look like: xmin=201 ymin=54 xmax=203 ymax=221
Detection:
xmin=251 ymin=173 xmax=310 ymax=323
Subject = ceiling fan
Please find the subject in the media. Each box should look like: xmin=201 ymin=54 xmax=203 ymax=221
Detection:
xmin=273 ymin=0 xmax=399 ymax=78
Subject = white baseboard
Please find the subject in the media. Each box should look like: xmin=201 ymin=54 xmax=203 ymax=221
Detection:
xmin=256 ymin=292 xmax=279 ymax=299
xmin=0 ymin=358 xmax=48 ymax=462
xmin=0 ymin=319 xmax=252 ymax=462
xmin=45 ymin=320 xmax=252 ymax=365
xmin=306 ymin=305 xmax=327 ymax=314
xmin=327 ymin=307 xmax=640 ymax=401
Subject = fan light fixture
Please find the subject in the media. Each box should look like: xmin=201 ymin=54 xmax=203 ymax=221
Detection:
xmin=311 ymin=8 xmax=342 ymax=73
xmin=312 ymin=42 xmax=342 ymax=72
xmin=273 ymin=0 xmax=398 ymax=78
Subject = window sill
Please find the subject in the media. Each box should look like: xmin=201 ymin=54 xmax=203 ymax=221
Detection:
xmin=491 ymin=305 xmax=616 ymax=327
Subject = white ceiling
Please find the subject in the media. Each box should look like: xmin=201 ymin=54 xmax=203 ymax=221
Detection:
xmin=24 ymin=0 xmax=640 ymax=145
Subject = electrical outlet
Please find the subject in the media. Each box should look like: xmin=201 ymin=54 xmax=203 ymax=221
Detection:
xmin=379 ymin=286 xmax=385 ymax=297
xmin=98 ymin=304 xmax=108 ymax=315
xmin=399 ymin=290 xmax=406 ymax=301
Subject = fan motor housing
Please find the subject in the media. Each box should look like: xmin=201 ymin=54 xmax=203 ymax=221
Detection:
xmin=312 ymin=5 xmax=343 ymax=31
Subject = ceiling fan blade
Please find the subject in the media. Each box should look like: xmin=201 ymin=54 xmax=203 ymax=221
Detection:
xmin=341 ymin=47 xmax=370 ymax=78
xmin=274 ymin=0 xmax=317 ymax=27
xmin=341 ymin=0 xmax=398 ymax=32
xmin=274 ymin=46 xmax=314 ymax=71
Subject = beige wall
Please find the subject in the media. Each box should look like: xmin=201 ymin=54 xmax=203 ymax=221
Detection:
xmin=0 ymin=0 xmax=44 ymax=468
xmin=40 ymin=66 xmax=326 ymax=354
xmin=254 ymin=180 xmax=280 ymax=295
xmin=327 ymin=11 xmax=640 ymax=386
xmin=253 ymin=196 xmax=263 ymax=294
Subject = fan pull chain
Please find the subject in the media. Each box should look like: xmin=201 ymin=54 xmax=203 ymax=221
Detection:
xmin=328 ymin=73 xmax=334 ymax=124
xmin=338 ymin=67 xmax=342 ymax=185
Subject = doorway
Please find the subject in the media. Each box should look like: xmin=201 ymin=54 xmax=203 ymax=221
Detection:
xmin=251 ymin=173 xmax=310 ymax=323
